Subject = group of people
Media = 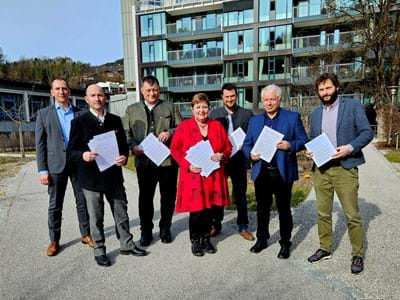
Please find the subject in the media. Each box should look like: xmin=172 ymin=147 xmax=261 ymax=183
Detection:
xmin=35 ymin=72 xmax=373 ymax=274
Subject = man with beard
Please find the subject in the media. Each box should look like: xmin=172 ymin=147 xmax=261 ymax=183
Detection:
xmin=306 ymin=73 xmax=373 ymax=274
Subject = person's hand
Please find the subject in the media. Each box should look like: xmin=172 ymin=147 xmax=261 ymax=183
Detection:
xmin=189 ymin=165 xmax=202 ymax=173
xmin=211 ymin=152 xmax=224 ymax=162
xmin=250 ymin=153 xmax=261 ymax=161
xmin=115 ymin=155 xmax=127 ymax=166
xmin=305 ymin=150 xmax=314 ymax=160
xmin=333 ymin=145 xmax=352 ymax=159
xmin=133 ymin=146 xmax=144 ymax=156
xmin=83 ymin=151 xmax=98 ymax=162
xmin=39 ymin=174 xmax=51 ymax=185
xmin=276 ymin=140 xmax=291 ymax=151
xmin=158 ymin=132 xmax=170 ymax=143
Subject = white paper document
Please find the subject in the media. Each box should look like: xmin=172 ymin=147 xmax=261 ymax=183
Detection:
xmin=305 ymin=133 xmax=337 ymax=167
xmin=88 ymin=130 xmax=119 ymax=172
xmin=250 ymin=126 xmax=284 ymax=163
xmin=138 ymin=133 xmax=170 ymax=166
xmin=185 ymin=140 xmax=219 ymax=177
xmin=229 ymin=127 xmax=246 ymax=157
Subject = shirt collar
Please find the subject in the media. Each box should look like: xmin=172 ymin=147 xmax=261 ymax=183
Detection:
xmin=89 ymin=108 xmax=106 ymax=121
xmin=55 ymin=102 xmax=72 ymax=112
xmin=323 ymin=99 xmax=339 ymax=111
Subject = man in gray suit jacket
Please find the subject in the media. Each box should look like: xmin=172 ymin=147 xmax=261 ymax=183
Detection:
xmin=306 ymin=73 xmax=373 ymax=274
xmin=35 ymin=79 xmax=92 ymax=256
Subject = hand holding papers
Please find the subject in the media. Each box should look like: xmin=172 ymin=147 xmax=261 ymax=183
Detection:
xmin=138 ymin=133 xmax=170 ymax=166
xmin=305 ymin=133 xmax=337 ymax=167
xmin=229 ymin=127 xmax=246 ymax=157
xmin=250 ymin=126 xmax=284 ymax=163
xmin=185 ymin=140 xmax=219 ymax=177
xmin=88 ymin=131 xmax=119 ymax=172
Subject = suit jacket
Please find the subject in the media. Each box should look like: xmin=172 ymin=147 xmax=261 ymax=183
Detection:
xmin=309 ymin=97 xmax=374 ymax=169
xmin=210 ymin=105 xmax=252 ymax=168
xmin=242 ymin=108 xmax=308 ymax=183
xmin=123 ymin=99 xmax=182 ymax=168
xmin=67 ymin=111 xmax=129 ymax=192
xmin=35 ymin=104 xmax=81 ymax=174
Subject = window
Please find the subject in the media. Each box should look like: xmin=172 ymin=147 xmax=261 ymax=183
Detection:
xmin=143 ymin=67 xmax=168 ymax=87
xmin=224 ymin=9 xmax=253 ymax=27
xmin=259 ymin=25 xmax=292 ymax=51
xmin=259 ymin=0 xmax=291 ymax=21
xmin=224 ymin=29 xmax=253 ymax=55
xmin=224 ymin=60 xmax=254 ymax=82
xmin=140 ymin=13 xmax=166 ymax=37
xmin=141 ymin=40 xmax=167 ymax=63
xmin=259 ymin=56 xmax=289 ymax=80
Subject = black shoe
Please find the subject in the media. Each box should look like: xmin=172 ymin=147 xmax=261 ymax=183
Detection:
xmin=120 ymin=246 xmax=148 ymax=257
xmin=307 ymin=249 xmax=332 ymax=263
xmin=140 ymin=231 xmax=153 ymax=247
xmin=277 ymin=245 xmax=291 ymax=259
xmin=191 ymin=239 xmax=204 ymax=257
xmin=160 ymin=229 xmax=172 ymax=244
xmin=95 ymin=254 xmax=111 ymax=267
xmin=351 ymin=256 xmax=364 ymax=274
xmin=250 ymin=240 xmax=268 ymax=254
xmin=202 ymin=237 xmax=216 ymax=254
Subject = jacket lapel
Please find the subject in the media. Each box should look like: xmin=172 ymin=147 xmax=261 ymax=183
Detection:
xmin=336 ymin=98 xmax=345 ymax=132
xmin=50 ymin=105 xmax=64 ymax=139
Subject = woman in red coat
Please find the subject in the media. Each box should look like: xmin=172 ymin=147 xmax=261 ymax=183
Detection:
xmin=170 ymin=93 xmax=232 ymax=256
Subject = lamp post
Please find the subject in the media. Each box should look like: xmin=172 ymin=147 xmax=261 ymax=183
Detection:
xmin=387 ymin=86 xmax=398 ymax=145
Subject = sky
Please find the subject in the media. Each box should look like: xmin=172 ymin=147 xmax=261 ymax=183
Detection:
xmin=0 ymin=0 xmax=123 ymax=66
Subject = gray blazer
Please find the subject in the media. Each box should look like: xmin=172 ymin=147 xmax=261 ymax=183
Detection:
xmin=35 ymin=104 xmax=80 ymax=174
xmin=309 ymin=97 xmax=374 ymax=169
xmin=123 ymin=100 xmax=182 ymax=168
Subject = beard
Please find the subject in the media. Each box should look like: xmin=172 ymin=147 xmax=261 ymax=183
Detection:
xmin=319 ymin=89 xmax=338 ymax=106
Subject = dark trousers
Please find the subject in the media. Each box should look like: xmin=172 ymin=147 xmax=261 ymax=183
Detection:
xmin=211 ymin=159 xmax=249 ymax=228
xmin=189 ymin=209 xmax=212 ymax=241
xmin=48 ymin=166 xmax=90 ymax=242
xmin=136 ymin=164 xmax=178 ymax=233
xmin=254 ymin=168 xmax=293 ymax=246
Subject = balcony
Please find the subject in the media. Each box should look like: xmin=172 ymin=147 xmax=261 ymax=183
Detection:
xmin=291 ymin=63 xmax=365 ymax=84
xmin=166 ymin=20 xmax=222 ymax=42
xmin=137 ymin=1 xmax=237 ymax=15
xmin=174 ymin=100 xmax=223 ymax=118
xmin=293 ymin=3 xmax=331 ymax=26
xmin=292 ymin=31 xmax=362 ymax=56
xmin=168 ymin=47 xmax=223 ymax=67
xmin=168 ymin=74 xmax=223 ymax=92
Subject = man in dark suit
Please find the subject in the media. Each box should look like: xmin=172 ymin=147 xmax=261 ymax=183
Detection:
xmin=306 ymin=73 xmax=373 ymax=274
xmin=67 ymin=84 xmax=147 ymax=267
xmin=209 ymin=83 xmax=254 ymax=241
xmin=35 ymin=79 xmax=92 ymax=256
xmin=242 ymin=84 xmax=308 ymax=258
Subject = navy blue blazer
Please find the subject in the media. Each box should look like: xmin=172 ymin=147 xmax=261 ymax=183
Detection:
xmin=242 ymin=108 xmax=308 ymax=183
xmin=309 ymin=97 xmax=373 ymax=169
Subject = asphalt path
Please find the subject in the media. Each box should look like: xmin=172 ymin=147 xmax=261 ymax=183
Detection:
xmin=0 ymin=144 xmax=399 ymax=299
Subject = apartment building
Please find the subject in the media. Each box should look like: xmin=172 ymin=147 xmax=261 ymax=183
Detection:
xmin=123 ymin=0 xmax=367 ymax=116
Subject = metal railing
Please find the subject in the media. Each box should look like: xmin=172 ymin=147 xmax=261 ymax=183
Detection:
xmin=166 ymin=19 xmax=222 ymax=38
xmin=168 ymin=47 xmax=222 ymax=64
xmin=292 ymin=31 xmax=362 ymax=53
xmin=174 ymin=100 xmax=223 ymax=118
xmin=168 ymin=74 xmax=223 ymax=91
xmin=137 ymin=0 xmax=231 ymax=13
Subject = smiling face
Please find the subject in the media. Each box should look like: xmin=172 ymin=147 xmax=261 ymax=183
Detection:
xmin=318 ymin=79 xmax=338 ymax=105
xmin=262 ymin=90 xmax=281 ymax=116
xmin=85 ymin=85 xmax=106 ymax=113
xmin=51 ymin=80 xmax=70 ymax=106
xmin=222 ymin=88 xmax=238 ymax=110
xmin=141 ymin=81 xmax=160 ymax=106
xmin=192 ymin=100 xmax=209 ymax=124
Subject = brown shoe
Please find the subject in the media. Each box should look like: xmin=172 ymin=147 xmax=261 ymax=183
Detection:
xmin=46 ymin=242 xmax=59 ymax=256
xmin=81 ymin=236 xmax=94 ymax=248
xmin=240 ymin=230 xmax=255 ymax=241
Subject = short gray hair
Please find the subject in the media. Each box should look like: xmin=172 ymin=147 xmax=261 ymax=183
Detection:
xmin=261 ymin=84 xmax=281 ymax=99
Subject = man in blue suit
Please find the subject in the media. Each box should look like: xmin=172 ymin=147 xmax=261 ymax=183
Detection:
xmin=306 ymin=73 xmax=373 ymax=274
xmin=243 ymin=84 xmax=307 ymax=258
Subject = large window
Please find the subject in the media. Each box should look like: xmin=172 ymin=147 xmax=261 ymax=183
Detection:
xmin=224 ymin=29 xmax=253 ymax=55
xmin=140 ymin=13 xmax=166 ymax=37
xmin=259 ymin=25 xmax=292 ymax=51
xmin=223 ymin=9 xmax=253 ymax=27
xmin=141 ymin=40 xmax=167 ymax=63
xmin=142 ymin=67 xmax=168 ymax=87
xmin=224 ymin=60 xmax=253 ymax=82
xmin=259 ymin=0 xmax=292 ymax=21
xmin=259 ymin=56 xmax=290 ymax=80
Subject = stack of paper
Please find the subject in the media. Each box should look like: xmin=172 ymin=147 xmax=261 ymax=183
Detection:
xmin=88 ymin=130 xmax=119 ymax=172
xmin=138 ymin=133 xmax=170 ymax=166
xmin=305 ymin=133 xmax=337 ymax=167
xmin=185 ymin=140 xmax=219 ymax=177
xmin=229 ymin=127 xmax=246 ymax=157
xmin=250 ymin=126 xmax=284 ymax=163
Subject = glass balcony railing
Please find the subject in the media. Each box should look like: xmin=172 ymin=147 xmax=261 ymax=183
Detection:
xmin=168 ymin=74 xmax=223 ymax=92
xmin=168 ymin=47 xmax=223 ymax=65
xmin=137 ymin=1 xmax=232 ymax=13
xmin=259 ymin=73 xmax=291 ymax=81
xmin=293 ymin=3 xmax=328 ymax=19
xmin=167 ymin=19 xmax=222 ymax=39
xmin=292 ymin=31 xmax=362 ymax=54
xmin=291 ymin=63 xmax=365 ymax=84
xmin=174 ymin=100 xmax=223 ymax=118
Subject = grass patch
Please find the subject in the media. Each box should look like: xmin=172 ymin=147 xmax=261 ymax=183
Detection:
xmin=384 ymin=151 xmax=400 ymax=163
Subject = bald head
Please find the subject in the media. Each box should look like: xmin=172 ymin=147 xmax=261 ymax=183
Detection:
xmin=85 ymin=84 xmax=106 ymax=113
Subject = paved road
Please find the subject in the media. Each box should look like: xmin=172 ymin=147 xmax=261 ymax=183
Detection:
xmin=0 ymin=144 xmax=399 ymax=300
